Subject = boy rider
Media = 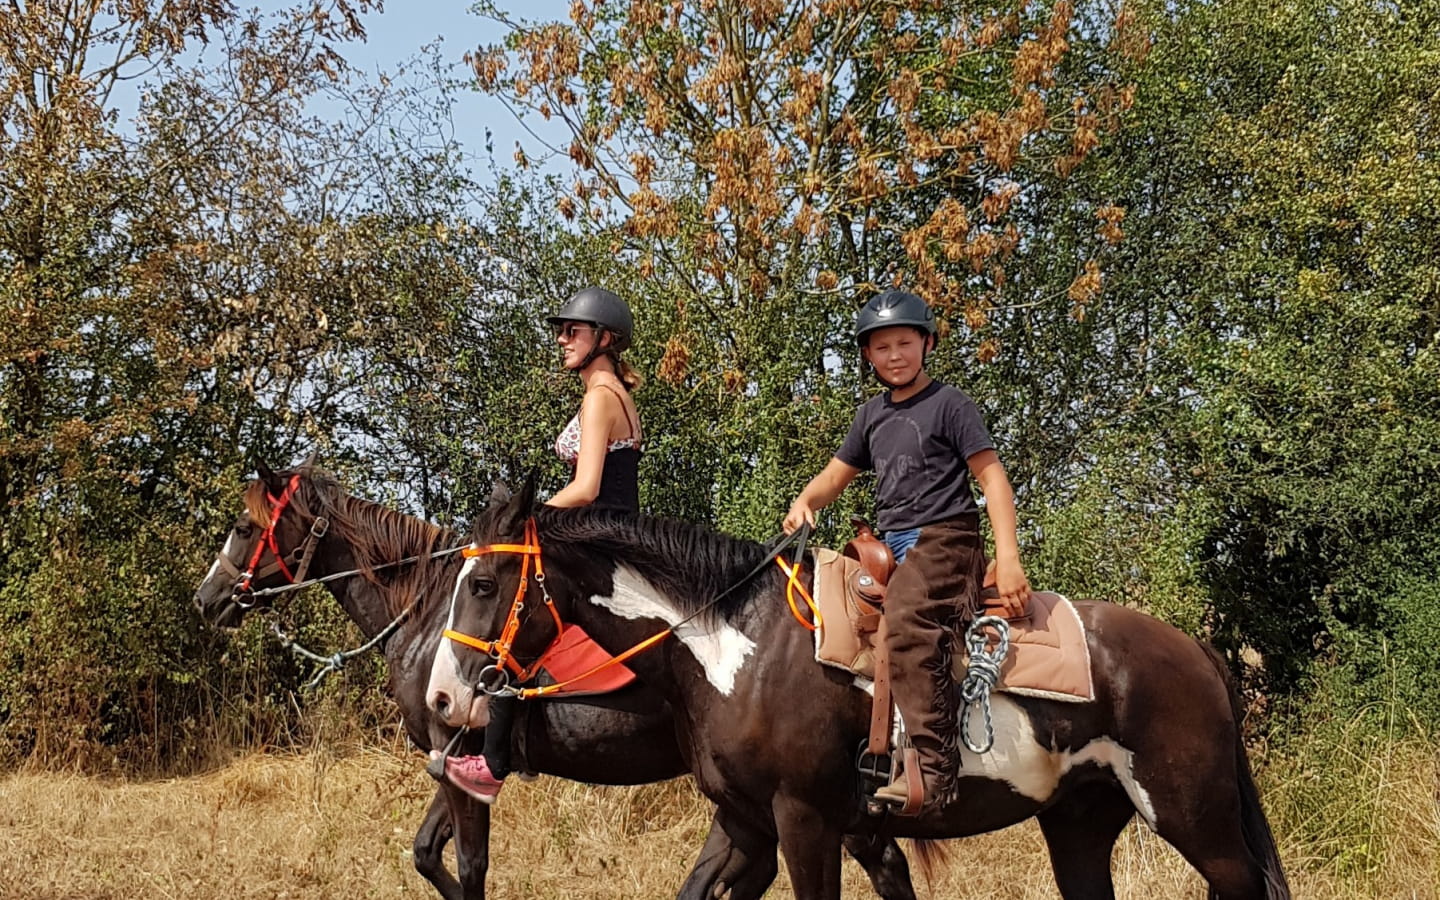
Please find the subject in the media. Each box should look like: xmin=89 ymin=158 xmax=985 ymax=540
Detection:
xmin=783 ymin=289 xmax=1030 ymax=813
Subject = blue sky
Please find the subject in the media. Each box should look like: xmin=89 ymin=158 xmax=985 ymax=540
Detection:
xmin=336 ymin=0 xmax=572 ymax=180
xmin=109 ymin=2 xmax=573 ymax=183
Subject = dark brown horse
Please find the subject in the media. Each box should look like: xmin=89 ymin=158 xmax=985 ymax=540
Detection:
xmin=429 ymin=481 xmax=1291 ymax=900
xmin=192 ymin=465 xmax=916 ymax=900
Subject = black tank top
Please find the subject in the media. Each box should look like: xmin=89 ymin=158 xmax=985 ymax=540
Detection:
xmin=553 ymin=383 xmax=641 ymax=514
xmin=593 ymin=446 xmax=640 ymax=514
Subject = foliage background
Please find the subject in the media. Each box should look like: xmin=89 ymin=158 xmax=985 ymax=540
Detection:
xmin=1 ymin=0 xmax=1437 ymax=876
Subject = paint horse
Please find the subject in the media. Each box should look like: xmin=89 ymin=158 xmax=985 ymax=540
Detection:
xmin=192 ymin=465 xmax=917 ymax=900
xmin=428 ymin=482 xmax=1291 ymax=900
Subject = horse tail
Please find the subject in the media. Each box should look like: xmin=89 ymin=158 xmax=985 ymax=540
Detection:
xmin=909 ymin=838 xmax=950 ymax=886
xmin=1198 ymin=641 xmax=1291 ymax=900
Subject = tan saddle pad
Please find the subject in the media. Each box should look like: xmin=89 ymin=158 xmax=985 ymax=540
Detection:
xmin=812 ymin=549 xmax=1094 ymax=703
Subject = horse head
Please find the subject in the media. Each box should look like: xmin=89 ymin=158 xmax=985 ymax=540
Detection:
xmin=193 ymin=461 xmax=333 ymax=629
xmin=426 ymin=475 xmax=569 ymax=730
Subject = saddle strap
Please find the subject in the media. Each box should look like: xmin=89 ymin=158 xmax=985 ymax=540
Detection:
xmin=867 ymin=613 xmax=894 ymax=756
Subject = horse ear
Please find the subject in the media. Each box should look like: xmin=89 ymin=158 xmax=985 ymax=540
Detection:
xmin=255 ymin=458 xmax=278 ymax=484
xmin=300 ymin=449 xmax=318 ymax=471
xmin=499 ymin=471 xmax=539 ymax=534
xmin=489 ymin=480 xmax=512 ymax=507
xmin=517 ymin=470 xmax=539 ymax=515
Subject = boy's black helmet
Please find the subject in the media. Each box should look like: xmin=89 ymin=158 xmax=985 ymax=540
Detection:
xmin=546 ymin=287 xmax=634 ymax=351
xmin=854 ymin=290 xmax=937 ymax=347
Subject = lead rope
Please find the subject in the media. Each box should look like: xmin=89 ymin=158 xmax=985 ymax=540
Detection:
xmin=242 ymin=544 xmax=470 ymax=602
xmin=268 ymin=603 xmax=415 ymax=691
xmin=959 ymin=615 xmax=1011 ymax=753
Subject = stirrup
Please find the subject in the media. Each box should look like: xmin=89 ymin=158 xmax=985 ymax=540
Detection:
xmin=873 ymin=747 xmax=924 ymax=816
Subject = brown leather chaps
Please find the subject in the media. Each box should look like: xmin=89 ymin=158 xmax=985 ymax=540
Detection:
xmin=883 ymin=512 xmax=985 ymax=808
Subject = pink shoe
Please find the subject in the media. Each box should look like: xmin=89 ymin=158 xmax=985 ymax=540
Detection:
xmin=431 ymin=751 xmax=505 ymax=804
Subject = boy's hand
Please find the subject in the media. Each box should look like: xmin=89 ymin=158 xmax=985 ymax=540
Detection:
xmin=992 ymin=558 xmax=1030 ymax=619
xmin=782 ymin=499 xmax=815 ymax=534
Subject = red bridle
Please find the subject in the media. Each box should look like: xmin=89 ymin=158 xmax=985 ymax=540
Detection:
xmin=218 ymin=475 xmax=328 ymax=605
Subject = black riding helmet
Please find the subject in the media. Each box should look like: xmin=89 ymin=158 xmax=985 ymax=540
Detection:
xmin=546 ymin=286 xmax=634 ymax=352
xmin=854 ymin=290 xmax=938 ymax=347
xmin=855 ymin=290 xmax=938 ymax=390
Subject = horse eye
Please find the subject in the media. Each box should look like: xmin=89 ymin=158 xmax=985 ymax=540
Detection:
xmin=236 ymin=523 xmax=253 ymax=538
xmin=471 ymin=576 xmax=497 ymax=597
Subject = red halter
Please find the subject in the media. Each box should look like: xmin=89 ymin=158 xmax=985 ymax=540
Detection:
xmin=234 ymin=475 xmax=302 ymax=593
xmin=225 ymin=475 xmax=329 ymax=604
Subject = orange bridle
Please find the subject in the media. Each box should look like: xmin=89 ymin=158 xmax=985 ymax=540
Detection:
xmin=441 ymin=518 xmax=564 ymax=687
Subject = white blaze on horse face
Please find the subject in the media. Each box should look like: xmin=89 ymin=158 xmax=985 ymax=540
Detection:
xmin=205 ymin=532 xmax=241 ymax=587
xmin=425 ymin=556 xmax=482 ymax=728
xmin=946 ymin=696 xmax=1157 ymax=827
xmin=589 ymin=566 xmax=755 ymax=696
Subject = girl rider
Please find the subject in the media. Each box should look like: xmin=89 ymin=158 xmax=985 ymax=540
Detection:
xmin=469 ymin=286 xmax=644 ymax=803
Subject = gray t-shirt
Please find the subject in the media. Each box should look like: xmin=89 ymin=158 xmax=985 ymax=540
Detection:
xmin=835 ymin=380 xmax=994 ymax=531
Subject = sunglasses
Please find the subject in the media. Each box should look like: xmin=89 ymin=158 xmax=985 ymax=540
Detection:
xmin=552 ymin=321 xmax=598 ymax=340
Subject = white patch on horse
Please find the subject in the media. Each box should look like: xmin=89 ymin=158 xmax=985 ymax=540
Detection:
xmin=442 ymin=557 xmax=478 ymax=669
xmin=589 ymin=566 xmax=754 ymax=696
xmin=1060 ymin=738 xmax=1158 ymax=829
xmin=937 ymin=698 xmax=1157 ymax=824
xmin=206 ymin=532 xmax=240 ymax=585
xmin=425 ymin=555 xmax=483 ymax=729
xmin=950 ymin=695 xmax=1060 ymax=802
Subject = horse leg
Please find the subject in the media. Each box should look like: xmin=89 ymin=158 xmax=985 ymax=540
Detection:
xmin=1141 ymin=650 xmax=1288 ymax=899
xmin=1164 ymin=646 xmax=1290 ymax=900
xmin=441 ymin=781 xmax=492 ymax=899
xmin=412 ymin=790 xmax=463 ymax=900
xmin=1151 ymin=792 xmax=1278 ymax=900
xmin=1035 ymin=784 xmax=1135 ymax=900
xmin=842 ymin=833 xmax=917 ymax=900
xmin=675 ymin=807 xmax=778 ymax=900
xmin=773 ymin=795 xmax=843 ymax=900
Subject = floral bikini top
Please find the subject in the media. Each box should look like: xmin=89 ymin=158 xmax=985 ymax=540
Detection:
xmin=553 ymin=385 xmax=642 ymax=463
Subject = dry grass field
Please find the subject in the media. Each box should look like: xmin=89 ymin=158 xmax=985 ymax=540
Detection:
xmin=1 ymin=737 xmax=1436 ymax=900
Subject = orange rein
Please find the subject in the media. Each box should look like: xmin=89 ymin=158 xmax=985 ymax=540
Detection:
xmin=441 ymin=517 xmax=819 ymax=699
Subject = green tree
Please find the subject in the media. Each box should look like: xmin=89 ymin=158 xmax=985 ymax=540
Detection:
xmin=1040 ymin=0 xmax=1440 ymax=714
xmin=464 ymin=0 xmax=1137 ymax=539
xmin=0 ymin=0 xmax=450 ymax=769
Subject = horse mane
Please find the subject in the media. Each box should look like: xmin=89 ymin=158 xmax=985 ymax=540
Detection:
xmin=253 ymin=466 xmax=462 ymax=618
xmin=242 ymin=479 xmax=277 ymax=528
xmin=530 ymin=506 xmax=780 ymax=623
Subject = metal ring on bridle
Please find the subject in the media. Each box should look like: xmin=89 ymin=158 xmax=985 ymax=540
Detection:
xmin=477 ymin=664 xmax=510 ymax=696
xmin=233 ymin=581 xmax=257 ymax=608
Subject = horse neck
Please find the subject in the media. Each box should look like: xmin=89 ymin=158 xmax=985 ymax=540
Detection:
xmin=554 ymin=551 xmax=779 ymax=707
xmin=314 ymin=541 xmax=405 ymax=639
xmin=305 ymin=493 xmax=457 ymax=641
